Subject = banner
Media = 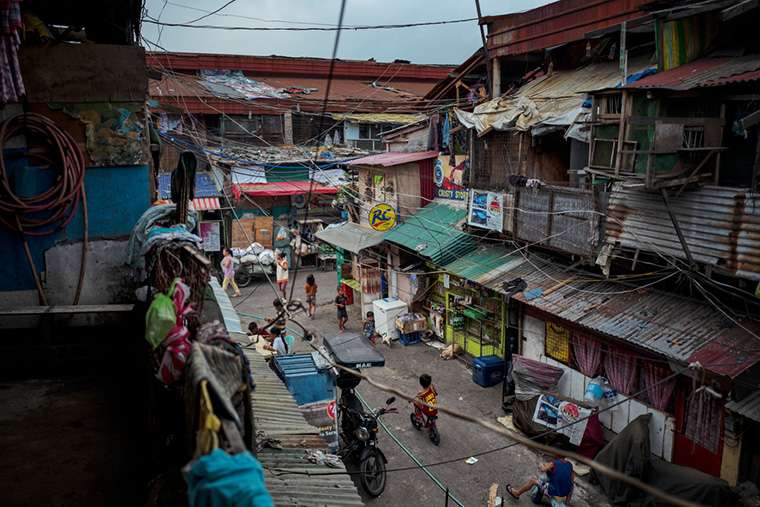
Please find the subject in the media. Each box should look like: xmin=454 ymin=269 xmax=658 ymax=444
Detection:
xmin=532 ymin=394 xmax=591 ymax=445
xmin=299 ymin=399 xmax=339 ymax=452
xmin=434 ymin=156 xmax=468 ymax=200
xmin=468 ymin=190 xmax=504 ymax=231
xmin=199 ymin=221 xmax=221 ymax=252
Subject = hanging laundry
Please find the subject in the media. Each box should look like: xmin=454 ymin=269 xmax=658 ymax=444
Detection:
xmin=442 ymin=113 xmax=450 ymax=150
xmin=1 ymin=0 xmax=25 ymax=105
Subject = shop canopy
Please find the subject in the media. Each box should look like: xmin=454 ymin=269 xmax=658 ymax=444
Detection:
xmin=232 ymin=180 xmax=338 ymax=199
xmin=314 ymin=221 xmax=384 ymax=254
xmin=382 ymin=202 xmax=475 ymax=266
xmin=343 ymin=151 xmax=439 ymax=167
xmin=444 ymin=247 xmax=522 ymax=286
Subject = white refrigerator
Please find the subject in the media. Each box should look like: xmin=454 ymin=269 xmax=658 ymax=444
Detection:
xmin=372 ymin=297 xmax=409 ymax=339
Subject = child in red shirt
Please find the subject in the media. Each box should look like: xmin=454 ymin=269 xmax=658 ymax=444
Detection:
xmin=416 ymin=374 xmax=438 ymax=417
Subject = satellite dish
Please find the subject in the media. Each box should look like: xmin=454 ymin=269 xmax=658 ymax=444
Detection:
xmin=294 ymin=194 xmax=306 ymax=208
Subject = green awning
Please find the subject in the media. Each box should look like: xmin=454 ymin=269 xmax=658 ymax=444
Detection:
xmin=444 ymin=247 xmax=523 ymax=291
xmin=382 ymin=202 xmax=475 ymax=266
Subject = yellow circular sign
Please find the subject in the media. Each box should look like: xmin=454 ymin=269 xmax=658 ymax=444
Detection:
xmin=369 ymin=203 xmax=396 ymax=231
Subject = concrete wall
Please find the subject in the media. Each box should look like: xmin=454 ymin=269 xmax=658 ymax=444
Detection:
xmin=522 ymin=314 xmax=676 ymax=461
xmin=0 ymin=165 xmax=150 ymax=297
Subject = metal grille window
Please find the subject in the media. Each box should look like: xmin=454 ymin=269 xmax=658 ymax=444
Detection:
xmin=470 ymin=131 xmax=519 ymax=190
xmin=545 ymin=321 xmax=571 ymax=363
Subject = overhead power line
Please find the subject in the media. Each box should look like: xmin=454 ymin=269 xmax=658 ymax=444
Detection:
xmin=142 ymin=15 xmax=480 ymax=31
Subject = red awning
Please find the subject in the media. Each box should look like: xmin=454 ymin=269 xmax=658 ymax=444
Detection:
xmin=343 ymin=151 xmax=439 ymax=167
xmin=232 ymin=180 xmax=339 ymax=199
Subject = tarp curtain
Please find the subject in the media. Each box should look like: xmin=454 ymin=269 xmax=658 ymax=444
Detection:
xmin=604 ymin=347 xmax=636 ymax=395
xmin=572 ymin=333 xmax=601 ymax=377
xmin=643 ymin=361 xmax=676 ymax=411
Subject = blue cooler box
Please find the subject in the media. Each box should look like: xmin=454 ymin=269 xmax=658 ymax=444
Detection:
xmin=472 ymin=355 xmax=505 ymax=387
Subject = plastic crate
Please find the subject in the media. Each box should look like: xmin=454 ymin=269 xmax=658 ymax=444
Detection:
xmin=472 ymin=355 xmax=505 ymax=387
xmin=397 ymin=329 xmax=421 ymax=346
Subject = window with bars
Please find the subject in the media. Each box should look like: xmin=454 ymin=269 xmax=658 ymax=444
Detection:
xmin=470 ymin=131 xmax=518 ymax=191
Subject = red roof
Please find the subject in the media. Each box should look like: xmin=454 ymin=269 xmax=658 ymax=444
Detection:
xmin=343 ymin=151 xmax=439 ymax=167
xmin=624 ymin=56 xmax=760 ymax=90
xmin=148 ymin=52 xmax=453 ymax=81
xmin=232 ymin=180 xmax=338 ymax=199
xmin=149 ymin=74 xmax=435 ymax=115
xmin=483 ymin=0 xmax=653 ymax=57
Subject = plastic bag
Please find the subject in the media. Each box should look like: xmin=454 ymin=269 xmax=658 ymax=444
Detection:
xmin=246 ymin=242 xmax=264 ymax=255
xmin=240 ymin=254 xmax=258 ymax=264
xmin=258 ymin=250 xmax=275 ymax=265
xmin=157 ymin=325 xmax=191 ymax=384
xmin=145 ymin=293 xmax=177 ymax=348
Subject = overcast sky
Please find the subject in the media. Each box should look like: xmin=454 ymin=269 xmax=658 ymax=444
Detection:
xmin=141 ymin=0 xmax=554 ymax=65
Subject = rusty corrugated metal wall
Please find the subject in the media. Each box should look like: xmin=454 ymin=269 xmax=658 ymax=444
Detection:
xmin=605 ymin=183 xmax=760 ymax=280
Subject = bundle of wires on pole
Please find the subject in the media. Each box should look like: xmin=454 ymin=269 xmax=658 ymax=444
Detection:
xmin=0 ymin=112 xmax=88 ymax=305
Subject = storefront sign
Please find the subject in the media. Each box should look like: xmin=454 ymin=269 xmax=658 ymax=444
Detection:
xmin=199 ymin=221 xmax=221 ymax=252
xmin=468 ymin=190 xmax=504 ymax=231
xmin=369 ymin=203 xmax=396 ymax=231
xmin=434 ymin=156 xmax=468 ymax=201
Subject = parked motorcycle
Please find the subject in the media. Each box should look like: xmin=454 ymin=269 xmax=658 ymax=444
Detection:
xmin=337 ymin=372 xmax=396 ymax=497
xmin=410 ymin=401 xmax=440 ymax=445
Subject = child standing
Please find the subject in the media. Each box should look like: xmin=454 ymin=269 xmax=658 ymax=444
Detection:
xmin=266 ymin=298 xmax=287 ymax=337
xmin=415 ymin=374 xmax=438 ymax=418
xmin=276 ymin=251 xmax=289 ymax=303
xmin=221 ymin=247 xmax=242 ymax=297
xmin=334 ymin=285 xmax=348 ymax=332
xmin=363 ymin=311 xmax=377 ymax=344
xmin=304 ymin=273 xmax=318 ymax=319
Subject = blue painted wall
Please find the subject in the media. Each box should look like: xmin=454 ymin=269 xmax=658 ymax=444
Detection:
xmin=0 ymin=164 xmax=151 ymax=291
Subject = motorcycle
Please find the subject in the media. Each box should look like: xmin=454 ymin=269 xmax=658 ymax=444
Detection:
xmin=410 ymin=401 xmax=440 ymax=445
xmin=337 ymin=372 xmax=397 ymax=497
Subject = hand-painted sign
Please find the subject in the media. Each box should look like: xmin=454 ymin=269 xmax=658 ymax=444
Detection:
xmin=369 ymin=203 xmax=396 ymax=231
xmin=434 ymin=155 xmax=468 ymax=201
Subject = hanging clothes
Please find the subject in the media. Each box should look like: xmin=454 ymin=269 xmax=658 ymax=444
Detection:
xmin=442 ymin=113 xmax=450 ymax=150
xmin=0 ymin=0 xmax=25 ymax=105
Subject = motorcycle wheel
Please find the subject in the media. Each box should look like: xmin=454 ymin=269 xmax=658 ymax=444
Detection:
xmin=428 ymin=424 xmax=440 ymax=446
xmin=410 ymin=412 xmax=422 ymax=430
xmin=234 ymin=270 xmax=251 ymax=287
xmin=359 ymin=452 xmax=387 ymax=497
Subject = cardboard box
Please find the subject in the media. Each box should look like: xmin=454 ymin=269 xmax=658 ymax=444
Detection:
xmin=396 ymin=314 xmax=427 ymax=334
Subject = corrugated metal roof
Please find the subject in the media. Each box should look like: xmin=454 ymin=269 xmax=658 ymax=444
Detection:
xmin=239 ymin=342 xmax=365 ymax=506
xmin=726 ymin=390 xmax=760 ymax=423
xmin=331 ymin=113 xmax=425 ymax=124
xmin=483 ymin=0 xmax=653 ymax=57
xmin=508 ymin=256 xmax=760 ymax=379
xmin=444 ymin=247 xmax=520 ymax=282
xmin=315 ymin=222 xmax=384 ymax=254
xmin=231 ymin=181 xmax=338 ymax=199
xmin=148 ymin=52 xmax=453 ymax=81
xmin=382 ymin=202 xmax=475 ymax=266
xmin=624 ymin=55 xmax=760 ymax=90
xmin=149 ymin=73 xmax=435 ymax=115
xmin=343 ymin=151 xmax=439 ymax=167
xmin=158 ymin=172 xmax=223 ymax=198
xmin=605 ymin=183 xmax=760 ymax=281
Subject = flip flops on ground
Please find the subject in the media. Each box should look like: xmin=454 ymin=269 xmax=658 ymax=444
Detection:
xmin=505 ymin=484 xmax=519 ymax=500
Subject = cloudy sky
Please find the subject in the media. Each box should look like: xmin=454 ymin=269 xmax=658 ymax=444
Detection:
xmin=141 ymin=0 xmax=554 ymax=65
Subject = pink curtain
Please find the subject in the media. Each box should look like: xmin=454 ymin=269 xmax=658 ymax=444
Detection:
xmin=643 ymin=361 xmax=676 ymax=411
xmin=684 ymin=388 xmax=722 ymax=454
xmin=604 ymin=348 xmax=637 ymax=395
xmin=572 ymin=333 xmax=601 ymax=377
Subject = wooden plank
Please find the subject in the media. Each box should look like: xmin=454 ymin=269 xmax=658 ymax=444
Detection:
xmin=19 ymin=44 xmax=147 ymax=103
xmin=476 ymin=125 xmax=494 ymax=138
xmin=721 ymin=0 xmax=759 ymax=21
xmin=488 ymin=483 xmax=499 ymax=507
xmin=0 ymin=304 xmax=134 ymax=316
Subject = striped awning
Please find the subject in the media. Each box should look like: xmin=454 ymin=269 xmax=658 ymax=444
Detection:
xmin=189 ymin=198 xmax=220 ymax=211
xmin=153 ymin=198 xmax=221 ymax=211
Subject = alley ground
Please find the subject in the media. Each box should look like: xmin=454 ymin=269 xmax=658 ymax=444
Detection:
xmin=232 ymin=266 xmax=612 ymax=507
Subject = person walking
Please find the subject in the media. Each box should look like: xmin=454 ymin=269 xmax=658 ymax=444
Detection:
xmin=221 ymin=247 xmax=242 ymax=297
xmin=276 ymin=251 xmax=289 ymax=303
xmin=304 ymin=273 xmax=318 ymax=319
xmin=334 ymin=285 xmax=348 ymax=332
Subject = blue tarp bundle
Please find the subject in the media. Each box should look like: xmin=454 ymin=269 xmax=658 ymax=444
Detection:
xmin=188 ymin=449 xmax=273 ymax=507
